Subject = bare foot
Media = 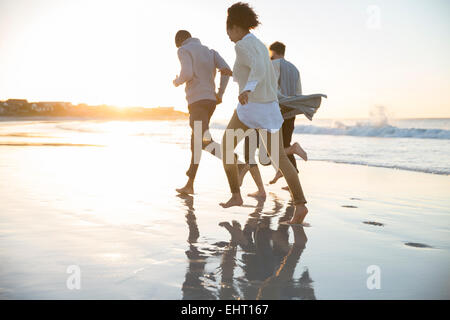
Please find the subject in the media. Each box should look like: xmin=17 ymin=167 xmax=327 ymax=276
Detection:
xmin=288 ymin=205 xmax=308 ymax=225
xmin=238 ymin=164 xmax=250 ymax=187
xmin=220 ymin=193 xmax=243 ymax=208
xmin=176 ymin=184 xmax=194 ymax=195
xmin=248 ymin=190 xmax=266 ymax=200
xmin=292 ymin=142 xmax=308 ymax=161
xmin=269 ymin=170 xmax=283 ymax=184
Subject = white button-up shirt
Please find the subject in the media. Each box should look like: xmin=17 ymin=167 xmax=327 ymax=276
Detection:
xmin=235 ymin=34 xmax=283 ymax=133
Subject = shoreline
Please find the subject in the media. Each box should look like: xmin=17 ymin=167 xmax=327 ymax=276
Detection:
xmin=0 ymin=117 xmax=448 ymax=177
xmin=0 ymin=147 xmax=448 ymax=299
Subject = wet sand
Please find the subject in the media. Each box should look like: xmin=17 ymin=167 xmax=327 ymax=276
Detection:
xmin=0 ymin=121 xmax=449 ymax=299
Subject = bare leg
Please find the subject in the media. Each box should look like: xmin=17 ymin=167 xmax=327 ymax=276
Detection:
xmin=176 ymin=178 xmax=194 ymax=195
xmin=270 ymin=142 xmax=306 ymax=184
xmin=238 ymin=164 xmax=250 ymax=187
xmin=220 ymin=111 xmax=248 ymax=208
xmin=273 ymin=141 xmax=307 ymax=188
xmin=269 ymin=170 xmax=283 ymax=184
xmin=286 ymin=142 xmax=308 ymax=161
xmin=247 ymin=166 xmax=266 ymax=200
xmin=258 ymin=129 xmax=308 ymax=223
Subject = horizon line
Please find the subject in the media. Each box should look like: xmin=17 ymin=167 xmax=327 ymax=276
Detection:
xmin=2 ymin=98 xmax=449 ymax=120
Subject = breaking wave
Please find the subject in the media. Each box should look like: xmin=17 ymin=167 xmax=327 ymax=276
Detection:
xmin=293 ymin=122 xmax=450 ymax=140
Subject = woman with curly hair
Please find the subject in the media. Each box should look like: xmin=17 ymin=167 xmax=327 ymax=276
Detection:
xmin=219 ymin=2 xmax=308 ymax=225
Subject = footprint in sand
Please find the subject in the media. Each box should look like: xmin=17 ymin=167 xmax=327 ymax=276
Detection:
xmin=342 ymin=205 xmax=358 ymax=208
xmin=363 ymin=221 xmax=384 ymax=227
xmin=404 ymin=242 xmax=433 ymax=248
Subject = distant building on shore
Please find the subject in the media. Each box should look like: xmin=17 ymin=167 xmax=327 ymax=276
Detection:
xmin=6 ymin=99 xmax=28 ymax=105
xmin=4 ymin=99 xmax=29 ymax=112
xmin=31 ymin=103 xmax=50 ymax=112
xmin=31 ymin=101 xmax=74 ymax=112
xmin=0 ymin=99 xmax=187 ymax=119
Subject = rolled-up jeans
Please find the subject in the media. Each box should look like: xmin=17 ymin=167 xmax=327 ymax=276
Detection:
xmin=186 ymin=99 xmax=216 ymax=180
xmin=222 ymin=110 xmax=307 ymax=205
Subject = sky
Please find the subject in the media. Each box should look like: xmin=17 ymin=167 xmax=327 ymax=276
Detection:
xmin=0 ymin=0 xmax=449 ymax=120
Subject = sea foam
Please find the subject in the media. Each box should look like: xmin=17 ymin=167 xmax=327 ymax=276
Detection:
xmin=292 ymin=123 xmax=450 ymax=140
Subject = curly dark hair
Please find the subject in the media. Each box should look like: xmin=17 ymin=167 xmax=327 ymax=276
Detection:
xmin=226 ymin=2 xmax=260 ymax=30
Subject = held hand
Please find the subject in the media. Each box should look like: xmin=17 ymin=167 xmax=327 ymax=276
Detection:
xmin=219 ymin=68 xmax=233 ymax=76
xmin=216 ymin=93 xmax=223 ymax=105
xmin=238 ymin=91 xmax=250 ymax=105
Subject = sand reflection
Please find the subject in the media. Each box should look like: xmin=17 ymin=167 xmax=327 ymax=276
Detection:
xmin=178 ymin=193 xmax=315 ymax=300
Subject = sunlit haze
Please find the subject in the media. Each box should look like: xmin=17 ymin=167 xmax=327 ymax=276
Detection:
xmin=1 ymin=0 xmax=449 ymax=119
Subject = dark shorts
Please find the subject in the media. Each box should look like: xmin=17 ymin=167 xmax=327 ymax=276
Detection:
xmin=185 ymin=99 xmax=217 ymax=180
xmin=282 ymin=116 xmax=296 ymax=148
xmin=188 ymin=99 xmax=216 ymax=129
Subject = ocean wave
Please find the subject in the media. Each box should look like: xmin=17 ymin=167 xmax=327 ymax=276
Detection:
xmin=293 ymin=123 xmax=450 ymax=139
xmin=212 ymin=122 xmax=450 ymax=139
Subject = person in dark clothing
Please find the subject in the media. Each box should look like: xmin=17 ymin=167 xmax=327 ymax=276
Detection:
xmin=268 ymin=41 xmax=308 ymax=185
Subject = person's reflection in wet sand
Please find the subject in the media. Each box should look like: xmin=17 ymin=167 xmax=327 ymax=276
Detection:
xmin=178 ymin=194 xmax=216 ymax=300
xmin=256 ymin=223 xmax=315 ymax=300
xmin=217 ymin=228 xmax=240 ymax=300
xmin=219 ymin=202 xmax=315 ymax=300
xmin=217 ymin=197 xmax=274 ymax=299
xmin=249 ymin=196 xmax=266 ymax=218
xmin=216 ymin=197 xmax=266 ymax=299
